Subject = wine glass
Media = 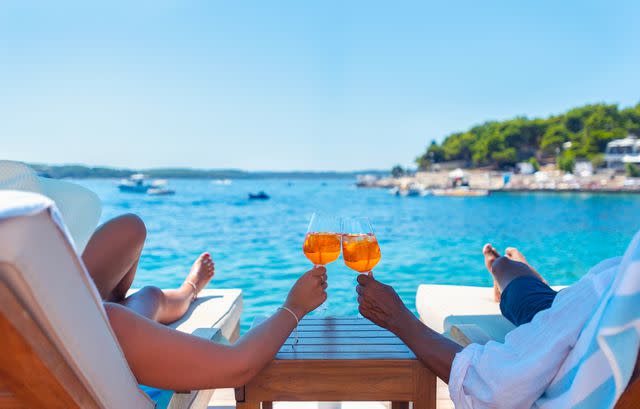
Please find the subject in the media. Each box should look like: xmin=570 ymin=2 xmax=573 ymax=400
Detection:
xmin=302 ymin=213 xmax=341 ymax=316
xmin=341 ymin=217 xmax=381 ymax=277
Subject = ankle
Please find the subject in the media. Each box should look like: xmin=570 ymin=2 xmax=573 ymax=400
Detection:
xmin=178 ymin=282 xmax=196 ymax=298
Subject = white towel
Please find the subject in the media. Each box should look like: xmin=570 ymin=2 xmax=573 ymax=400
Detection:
xmin=537 ymin=230 xmax=640 ymax=408
xmin=0 ymin=190 xmax=77 ymax=251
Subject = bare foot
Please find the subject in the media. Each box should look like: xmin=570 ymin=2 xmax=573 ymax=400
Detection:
xmin=483 ymin=244 xmax=502 ymax=302
xmin=505 ymin=247 xmax=547 ymax=284
xmin=182 ymin=252 xmax=215 ymax=300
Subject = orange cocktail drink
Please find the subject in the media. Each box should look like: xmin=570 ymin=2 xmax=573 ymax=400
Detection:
xmin=303 ymin=232 xmax=341 ymax=266
xmin=341 ymin=233 xmax=381 ymax=273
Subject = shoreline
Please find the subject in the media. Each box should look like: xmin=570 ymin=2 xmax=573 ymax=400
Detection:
xmin=357 ymin=169 xmax=640 ymax=194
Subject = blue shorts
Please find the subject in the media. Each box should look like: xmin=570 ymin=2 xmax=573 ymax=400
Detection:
xmin=499 ymin=276 xmax=558 ymax=326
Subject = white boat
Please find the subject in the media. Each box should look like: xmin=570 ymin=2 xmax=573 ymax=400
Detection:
xmin=147 ymin=180 xmax=175 ymax=196
xmin=389 ymin=183 xmax=428 ymax=197
xmin=118 ymin=175 xmax=175 ymax=195
xmin=356 ymin=174 xmax=379 ymax=187
xmin=212 ymin=179 xmax=232 ymax=185
xmin=118 ymin=174 xmax=150 ymax=193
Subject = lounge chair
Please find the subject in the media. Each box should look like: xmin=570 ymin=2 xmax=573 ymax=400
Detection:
xmin=416 ymin=284 xmax=639 ymax=408
xmin=0 ymin=190 xmax=242 ymax=408
xmin=416 ymin=284 xmax=564 ymax=343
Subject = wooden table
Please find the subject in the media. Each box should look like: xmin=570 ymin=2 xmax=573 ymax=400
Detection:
xmin=235 ymin=316 xmax=436 ymax=409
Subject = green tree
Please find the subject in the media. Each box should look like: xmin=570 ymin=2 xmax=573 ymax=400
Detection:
xmin=590 ymin=153 xmax=605 ymax=169
xmin=557 ymin=150 xmax=576 ymax=173
xmin=391 ymin=165 xmax=405 ymax=178
xmin=417 ymin=101 xmax=640 ymax=170
xmin=491 ymin=148 xmax=517 ymax=167
xmin=540 ymin=124 xmax=570 ymax=154
xmin=627 ymin=163 xmax=640 ymax=178
xmin=426 ymin=140 xmax=445 ymax=162
xmin=528 ymin=157 xmax=541 ymax=171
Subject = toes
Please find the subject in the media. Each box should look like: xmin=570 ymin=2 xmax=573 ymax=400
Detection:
xmin=483 ymin=243 xmax=500 ymax=257
xmin=203 ymin=258 xmax=215 ymax=275
xmin=505 ymin=247 xmax=526 ymax=263
xmin=193 ymin=253 xmax=216 ymax=282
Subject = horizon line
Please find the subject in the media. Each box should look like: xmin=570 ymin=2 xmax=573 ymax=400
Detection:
xmin=29 ymin=162 xmax=394 ymax=174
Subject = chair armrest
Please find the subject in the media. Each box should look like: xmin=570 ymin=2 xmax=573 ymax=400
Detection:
xmin=450 ymin=324 xmax=493 ymax=347
xmin=192 ymin=327 xmax=220 ymax=340
xmin=191 ymin=327 xmax=231 ymax=345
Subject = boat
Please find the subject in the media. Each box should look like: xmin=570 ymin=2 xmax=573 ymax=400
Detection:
xmin=428 ymin=168 xmax=489 ymax=196
xmin=147 ymin=180 xmax=175 ymax=196
xmin=212 ymin=179 xmax=232 ymax=185
xmin=118 ymin=174 xmax=150 ymax=193
xmin=118 ymin=174 xmax=175 ymax=195
xmin=389 ymin=183 xmax=427 ymax=197
xmin=248 ymin=191 xmax=270 ymax=200
xmin=356 ymin=174 xmax=379 ymax=187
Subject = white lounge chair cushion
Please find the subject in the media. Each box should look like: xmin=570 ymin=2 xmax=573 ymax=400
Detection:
xmin=0 ymin=191 xmax=153 ymax=408
xmin=168 ymin=289 xmax=242 ymax=340
xmin=0 ymin=160 xmax=101 ymax=253
xmin=416 ymin=284 xmax=566 ymax=343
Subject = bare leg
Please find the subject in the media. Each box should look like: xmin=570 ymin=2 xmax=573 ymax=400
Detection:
xmin=121 ymin=253 xmax=215 ymax=324
xmin=82 ymin=213 xmax=147 ymax=301
xmin=483 ymin=244 xmax=544 ymax=302
xmin=504 ymin=247 xmax=547 ymax=283
xmin=82 ymin=213 xmax=215 ymax=324
xmin=483 ymin=244 xmax=502 ymax=302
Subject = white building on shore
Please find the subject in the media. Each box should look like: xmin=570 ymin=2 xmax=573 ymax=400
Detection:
xmin=605 ymin=135 xmax=640 ymax=170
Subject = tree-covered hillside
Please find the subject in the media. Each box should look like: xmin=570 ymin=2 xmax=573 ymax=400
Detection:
xmin=417 ymin=102 xmax=640 ymax=171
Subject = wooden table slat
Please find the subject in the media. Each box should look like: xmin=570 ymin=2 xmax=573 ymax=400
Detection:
xmin=286 ymin=330 xmax=398 ymax=338
xmin=296 ymin=325 xmax=385 ymax=332
xmin=275 ymin=352 xmax=415 ymax=360
xmin=283 ymin=337 xmax=405 ymax=346
xmin=277 ymin=343 xmax=411 ymax=353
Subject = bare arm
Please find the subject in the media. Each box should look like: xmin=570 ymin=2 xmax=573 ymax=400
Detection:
xmin=355 ymin=274 xmax=461 ymax=382
xmin=390 ymin=310 xmax=461 ymax=382
xmin=107 ymin=266 xmax=327 ymax=390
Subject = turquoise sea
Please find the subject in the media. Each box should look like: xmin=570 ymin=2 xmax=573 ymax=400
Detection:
xmin=79 ymin=179 xmax=640 ymax=330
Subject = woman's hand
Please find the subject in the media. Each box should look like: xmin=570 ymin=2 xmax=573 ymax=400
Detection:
xmin=284 ymin=266 xmax=328 ymax=319
xmin=356 ymin=273 xmax=412 ymax=334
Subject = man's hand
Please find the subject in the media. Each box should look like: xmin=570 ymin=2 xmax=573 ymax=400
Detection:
xmin=355 ymin=273 xmax=413 ymax=334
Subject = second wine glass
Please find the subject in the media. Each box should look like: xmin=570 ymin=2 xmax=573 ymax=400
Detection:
xmin=341 ymin=217 xmax=381 ymax=276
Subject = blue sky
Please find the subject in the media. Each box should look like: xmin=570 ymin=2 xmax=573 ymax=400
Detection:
xmin=1 ymin=1 xmax=639 ymax=171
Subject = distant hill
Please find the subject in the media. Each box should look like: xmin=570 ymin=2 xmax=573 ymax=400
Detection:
xmin=417 ymin=102 xmax=640 ymax=171
xmin=29 ymin=164 xmax=389 ymax=180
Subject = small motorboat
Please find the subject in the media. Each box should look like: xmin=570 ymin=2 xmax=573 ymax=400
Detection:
xmin=118 ymin=174 xmax=150 ymax=193
xmin=212 ymin=179 xmax=232 ymax=185
xmin=248 ymin=191 xmax=270 ymax=200
xmin=118 ymin=175 xmax=175 ymax=195
xmin=389 ymin=183 xmax=427 ymax=197
xmin=147 ymin=180 xmax=175 ymax=196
